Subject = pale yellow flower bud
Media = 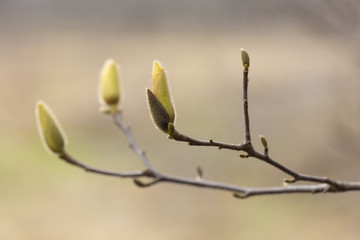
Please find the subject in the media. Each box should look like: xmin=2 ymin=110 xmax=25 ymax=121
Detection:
xmin=151 ymin=60 xmax=175 ymax=122
xmin=100 ymin=59 xmax=120 ymax=112
xmin=36 ymin=101 xmax=67 ymax=155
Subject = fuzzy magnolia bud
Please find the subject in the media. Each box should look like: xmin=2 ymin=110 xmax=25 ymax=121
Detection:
xmin=36 ymin=101 xmax=67 ymax=155
xmin=151 ymin=60 xmax=175 ymax=122
xmin=241 ymin=48 xmax=250 ymax=70
xmin=100 ymin=59 xmax=120 ymax=112
xmin=147 ymin=60 xmax=176 ymax=134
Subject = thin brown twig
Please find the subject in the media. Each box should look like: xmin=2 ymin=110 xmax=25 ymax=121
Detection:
xmin=112 ymin=112 xmax=154 ymax=170
xmin=243 ymin=69 xmax=251 ymax=143
xmin=59 ymin=152 xmax=145 ymax=178
xmin=171 ymin=131 xmax=248 ymax=151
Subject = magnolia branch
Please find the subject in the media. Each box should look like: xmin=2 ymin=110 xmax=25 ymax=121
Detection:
xmin=43 ymin=53 xmax=360 ymax=199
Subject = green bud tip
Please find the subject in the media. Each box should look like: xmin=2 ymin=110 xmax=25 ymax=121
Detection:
xmin=100 ymin=58 xmax=121 ymax=113
xmin=151 ymin=60 xmax=175 ymax=122
xmin=36 ymin=101 xmax=67 ymax=155
xmin=241 ymin=48 xmax=250 ymax=70
xmin=167 ymin=122 xmax=176 ymax=137
xmin=259 ymin=135 xmax=268 ymax=149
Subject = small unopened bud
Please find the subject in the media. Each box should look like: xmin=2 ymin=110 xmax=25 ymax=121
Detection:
xmin=133 ymin=178 xmax=146 ymax=187
xmin=36 ymin=101 xmax=67 ymax=155
xmin=259 ymin=135 xmax=268 ymax=149
xmin=100 ymin=59 xmax=120 ymax=113
xmin=283 ymin=178 xmax=295 ymax=184
xmin=151 ymin=60 xmax=175 ymax=122
xmin=241 ymin=48 xmax=250 ymax=70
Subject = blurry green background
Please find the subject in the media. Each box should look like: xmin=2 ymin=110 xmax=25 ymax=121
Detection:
xmin=1 ymin=0 xmax=360 ymax=239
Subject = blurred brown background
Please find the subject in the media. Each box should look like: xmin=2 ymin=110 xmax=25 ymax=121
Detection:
xmin=1 ymin=0 xmax=360 ymax=239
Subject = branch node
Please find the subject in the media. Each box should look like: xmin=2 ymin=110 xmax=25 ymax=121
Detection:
xmin=142 ymin=168 xmax=156 ymax=177
xmin=322 ymin=185 xmax=331 ymax=193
